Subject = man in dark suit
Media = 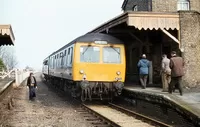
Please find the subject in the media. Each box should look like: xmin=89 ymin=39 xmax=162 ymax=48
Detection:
xmin=27 ymin=73 xmax=37 ymax=100
xmin=169 ymin=51 xmax=184 ymax=96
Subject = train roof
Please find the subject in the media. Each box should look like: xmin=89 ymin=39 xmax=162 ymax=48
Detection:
xmin=48 ymin=33 xmax=124 ymax=57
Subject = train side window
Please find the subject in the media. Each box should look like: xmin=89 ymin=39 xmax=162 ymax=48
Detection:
xmin=57 ymin=54 xmax=59 ymax=68
xmin=54 ymin=55 xmax=56 ymax=68
xmin=68 ymin=48 xmax=70 ymax=55
xmin=66 ymin=47 xmax=73 ymax=67
xmin=58 ymin=53 xmax=61 ymax=67
xmin=70 ymin=47 xmax=73 ymax=64
xmin=61 ymin=52 xmax=64 ymax=66
xmin=52 ymin=56 xmax=54 ymax=69
xmin=49 ymin=58 xmax=51 ymax=68
xmin=50 ymin=57 xmax=52 ymax=69
xmin=67 ymin=48 xmax=71 ymax=67
xmin=64 ymin=49 xmax=68 ymax=66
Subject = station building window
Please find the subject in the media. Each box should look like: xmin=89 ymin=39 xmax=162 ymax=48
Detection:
xmin=132 ymin=5 xmax=138 ymax=11
xmin=177 ymin=0 xmax=190 ymax=11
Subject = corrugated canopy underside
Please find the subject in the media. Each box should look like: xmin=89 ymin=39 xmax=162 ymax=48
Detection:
xmin=89 ymin=12 xmax=180 ymax=33
xmin=0 ymin=25 xmax=15 ymax=46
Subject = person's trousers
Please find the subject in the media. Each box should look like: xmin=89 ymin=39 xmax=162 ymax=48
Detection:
xmin=169 ymin=76 xmax=183 ymax=95
xmin=29 ymin=86 xmax=36 ymax=100
xmin=161 ymin=72 xmax=171 ymax=91
xmin=139 ymin=74 xmax=148 ymax=88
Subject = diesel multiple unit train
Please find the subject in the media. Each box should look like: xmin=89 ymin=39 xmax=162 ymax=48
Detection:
xmin=42 ymin=33 xmax=126 ymax=101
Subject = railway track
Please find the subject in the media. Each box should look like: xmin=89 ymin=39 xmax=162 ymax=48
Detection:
xmin=43 ymin=77 xmax=172 ymax=127
xmin=78 ymin=102 xmax=172 ymax=127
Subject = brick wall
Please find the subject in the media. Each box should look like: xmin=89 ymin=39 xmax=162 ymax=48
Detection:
xmin=152 ymin=0 xmax=177 ymax=12
xmin=123 ymin=0 xmax=200 ymax=13
xmin=190 ymin=0 xmax=200 ymax=13
xmin=179 ymin=11 xmax=200 ymax=87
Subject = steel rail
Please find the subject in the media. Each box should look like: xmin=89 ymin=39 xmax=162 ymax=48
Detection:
xmin=81 ymin=103 xmax=120 ymax=127
xmin=108 ymin=102 xmax=172 ymax=127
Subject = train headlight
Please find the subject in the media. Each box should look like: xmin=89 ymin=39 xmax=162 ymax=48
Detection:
xmin=116 ymin=71 xmax=121 ymax=75
xmin=80 ymin=70 xmax=84 ymax=74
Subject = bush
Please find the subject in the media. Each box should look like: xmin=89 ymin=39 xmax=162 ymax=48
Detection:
xmin=0 ymin=58 xmax=6 ymax=71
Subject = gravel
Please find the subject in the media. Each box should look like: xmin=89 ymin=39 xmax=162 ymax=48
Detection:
xmin=0 ymin=73 xmax=93 ymax=127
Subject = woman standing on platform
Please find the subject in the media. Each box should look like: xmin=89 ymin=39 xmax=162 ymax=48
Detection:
xmin=27 ymin=73 xmax=37 ymax=100
xmin=137 ymin=54 xmax=150 ymax=89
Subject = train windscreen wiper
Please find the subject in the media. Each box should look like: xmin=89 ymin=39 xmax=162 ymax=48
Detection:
xmin=82 ymin=46 xmax=91 ymax=55
xmin=110 ymin=47 xmax=120 ymax=55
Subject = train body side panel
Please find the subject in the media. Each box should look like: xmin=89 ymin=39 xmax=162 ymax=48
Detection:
xmin=48 ymin=44 xmax=74 ymax=80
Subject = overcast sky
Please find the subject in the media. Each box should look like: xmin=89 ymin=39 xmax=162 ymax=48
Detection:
xmin=0 ymin=0 xmax=123 ymax=70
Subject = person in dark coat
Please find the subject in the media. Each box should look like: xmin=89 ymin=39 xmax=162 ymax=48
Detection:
xmin=137 ymin=54 xmax=150 ymax=89
xmin=27 ymin=73 xmax=37 ymax=100
xmin=169 ymin=51 xmax=184 ymax=96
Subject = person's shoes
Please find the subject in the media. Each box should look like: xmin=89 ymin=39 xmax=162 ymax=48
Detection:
xmin=162 ymin=90 xmax=168 ymax=92
xmin=180 ymin=93 xmax=183 ymax=96
xmin=141 ymin=85 xmax=146 ymax=89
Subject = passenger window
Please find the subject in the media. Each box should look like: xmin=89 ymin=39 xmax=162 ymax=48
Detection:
xmin=64 ymin=49 xmax=68 ymax=66
xmin=70 ymin=47 xmax=73 ymax=64
xmin=67 ymin=48 xmax=70 ymax=66
xmin=54 ymin=55 xmax=57 ymax=68
xmin=64 ymin=50 xmax=67 ymax=56
xmin=66 ymin=47 xmax=73 ymax=67
xmin=61 ymin=52 xmax=64 ymax=66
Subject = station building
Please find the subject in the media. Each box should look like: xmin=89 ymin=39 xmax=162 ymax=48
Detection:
xmin=88 ymin=0 xmax=200 ymax=87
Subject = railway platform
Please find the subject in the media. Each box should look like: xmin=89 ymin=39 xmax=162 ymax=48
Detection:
xmin=123 ymin=84 xmax=200 ymax=126
xmin=0 ymin=78 xmax=14 ymax=94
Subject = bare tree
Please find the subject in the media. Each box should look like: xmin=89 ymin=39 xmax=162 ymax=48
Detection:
xmin=0 ymin=47 xmax=6 ymax=59
xmin=0 ymin=46 xmax=18 ymax=71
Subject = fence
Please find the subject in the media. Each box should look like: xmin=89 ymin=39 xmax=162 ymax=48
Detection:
xmin=0 ymin=68 xmax=31 ymax=87
xmin=15 ymin=69 xmax=30 ymax=87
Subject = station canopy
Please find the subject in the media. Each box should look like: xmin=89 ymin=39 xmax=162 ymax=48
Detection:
xmin=88 ymin=12 xmax=180 ymax=33
xmin=0 ymin=25 xmax=15 ymax=46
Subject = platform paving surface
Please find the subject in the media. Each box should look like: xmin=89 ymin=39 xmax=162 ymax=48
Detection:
xmin=124 ymin=85 xmax=200 ymax=118
xmin=0 ymin=78 xmax=14 ymax=93
xmin=0 ymin=74 xmax=92 ymax=127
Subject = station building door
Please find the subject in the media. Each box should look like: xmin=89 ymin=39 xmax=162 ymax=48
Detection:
xmin=119 ymin=29 xmax=180 ymax=87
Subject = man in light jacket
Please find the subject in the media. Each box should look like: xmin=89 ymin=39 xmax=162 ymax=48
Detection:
xmin=169 ymin=51 xmax=184 ymax=96
xmin=161 ymin=54 xmax=171 ymax=92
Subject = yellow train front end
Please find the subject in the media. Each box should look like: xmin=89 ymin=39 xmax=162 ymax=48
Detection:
xmin=73 ymin=41 xmax=126 ymax=101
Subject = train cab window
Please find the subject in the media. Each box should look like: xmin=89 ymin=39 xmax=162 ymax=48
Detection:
xmin=80 ymin=46 xmax=100 ymax=63
xmin=103 ymin=47 xmax=121 ymax=63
